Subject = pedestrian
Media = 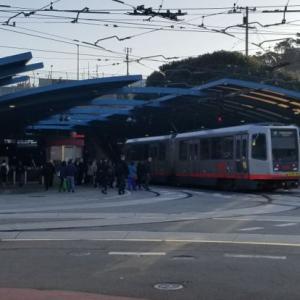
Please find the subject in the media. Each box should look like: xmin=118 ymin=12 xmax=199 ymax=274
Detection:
xmin=65 ymin=159 xmax=77 ymax=192
xmin=100 ymin=159 xmax=109 ymax=194
xmin=127 ymin=161 xmax=137 ymax=191
xmin=136 ymin=161 xmax=144 ymax=190
xmin=107 ymin=161 xmax=115 ymax=188
xmin=85 ymin=161 xmax=93 ymax=184
xmin=0 ymin=160 xmax=9 ymax=187
xmin=43 ymin=160 xmax=55 ymax=190
xmin=143 ymin=157 xmax=152 ymax=191
xmin=95 ymin=160 xmax=103 ymax=189
xmin=76 ymin=158 xmax=85 ymax=185
xmin=48 ymin=160 xmax=55 ymax=187
xmin=58 ymin=161 xmax=67 ymax=192
xmin=15 ymin=161 xmax=25 ymax=187
xmin=91 ymin=160 xmax=98 ymax=187
xmin=115 ymin=155 xmax=128 ymax=195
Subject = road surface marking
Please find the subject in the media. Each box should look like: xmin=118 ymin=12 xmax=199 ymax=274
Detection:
xmin=3 ymin=238 xmax=300 ymax=247
xmin=239 ymin=227 xmax=264 ymax=231
xmin=275 ymin=223 xmax=297 ymax=227
xmin=108 ymin=251 xmax=166 ymax=256
xmin=224 ymin=253 xmax=287 ymax=260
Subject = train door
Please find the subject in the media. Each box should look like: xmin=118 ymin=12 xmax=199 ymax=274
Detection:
xmin=235 ymin=134 xmax=249 ymax=177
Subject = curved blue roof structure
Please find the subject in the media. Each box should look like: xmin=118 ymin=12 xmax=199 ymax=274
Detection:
xmin=0 ymin=52 xmax=43 ymax=87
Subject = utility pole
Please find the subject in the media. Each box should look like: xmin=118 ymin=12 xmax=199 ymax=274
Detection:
xmin=76 ymin=44 xmax=80 ymax=80
xmin=244 ymin=6 xmax=249 ymax=57
xmin=125 ymin=47 xmax=132 ymax=76
xmin=50 ymin=65 xmax=53 ymax=80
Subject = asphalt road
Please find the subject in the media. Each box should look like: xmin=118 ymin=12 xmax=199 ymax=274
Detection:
xmin=0 ymin=185 xmax=300 ymax=299
xmin=0 ymin=240 xmax=300 ymax=300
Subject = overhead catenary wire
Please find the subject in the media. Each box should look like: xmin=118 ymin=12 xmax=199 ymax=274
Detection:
xmin=1 ymin=1 xmax=299 ymax=79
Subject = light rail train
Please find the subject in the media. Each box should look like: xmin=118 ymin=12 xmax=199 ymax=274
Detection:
xmin=125 ymin=124 xmax=300 ymax=190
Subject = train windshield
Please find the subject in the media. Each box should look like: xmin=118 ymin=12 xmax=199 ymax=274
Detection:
xmin=271 ymin=129 xmax=298 ymax=165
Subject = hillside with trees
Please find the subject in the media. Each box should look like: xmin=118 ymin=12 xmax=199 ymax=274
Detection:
xmin=146 ymin=39 xmax=300 ymax=91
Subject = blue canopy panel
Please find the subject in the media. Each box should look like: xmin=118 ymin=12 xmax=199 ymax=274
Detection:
xmin=120 ymin=86 xmax=206 ymax=97
xmin=0 ymin=75 xmax=142 ymax=107
xmin=0 ymin=52 xmax=43 ymax=87
xmin=91 ymin=98 xmax=147 ymax=106
xmin=34 ymin=107 xmax=132 ymax=128
xmin=69 ymin=106 xmax=133 ymax=114
xmin=30 ymin=124 xmax=75 ymax=131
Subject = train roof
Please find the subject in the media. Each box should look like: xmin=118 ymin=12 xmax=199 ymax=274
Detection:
xmin=126 ymin=134 xmax=171 ymax=144
xmin=125 ymin=123 xmax=298 ymax=144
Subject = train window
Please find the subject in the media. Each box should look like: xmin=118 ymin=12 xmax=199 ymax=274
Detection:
xmin=242 ymin=139 xmax=247 ymax=158
xmin=188 ymin=143 xmax=199 ymax=160
xmin=158 ymin=143 xmax=166 ymax=160
xmin=211 ymin=138 xmax=222 ymax=159
xmin=222 ymin=136 xmax=234 ymax=159
xmin=236 ymin=139 xmax=241 ymax=159
xmin=179 ymin=141 xmax=188 ymax=160
xmin=130 ymin=144 xmax=149 ymax=160
xmin=252 ymin=133 xmax=267 ymax=160
xmin=149 ymin=145 xmax=158 ymax=159
xmin=200 ymin=138 xmax=210 ymax=160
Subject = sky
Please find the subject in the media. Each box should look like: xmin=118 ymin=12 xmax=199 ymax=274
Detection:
xmin=0 ymin=0 xmax=300 ymax=81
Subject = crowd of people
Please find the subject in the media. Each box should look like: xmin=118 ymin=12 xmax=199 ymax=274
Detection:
xmin=1 ymin=160 xmax=26 ymax=188
xmin=41 ymin=155 xmax=153 ymax=194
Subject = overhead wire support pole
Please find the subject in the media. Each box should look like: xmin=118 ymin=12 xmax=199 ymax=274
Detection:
xmin=74 ymin=42 xmax=80 ymax=80
xmin=125 ymin=47 xmax=132 ymax=76
xmin=245 ymin=6 xmax=249 ymax=57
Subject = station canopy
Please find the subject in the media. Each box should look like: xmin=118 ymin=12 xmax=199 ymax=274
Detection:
xmin=1 ymin=52 xmax=300 ymax=138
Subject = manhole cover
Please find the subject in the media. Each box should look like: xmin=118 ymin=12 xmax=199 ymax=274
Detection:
xmin=29 ymin=195 xmax=46 ymax=198
xmin=69 ymin=252 xmax=91 ymax=257
xmin=154 ymin=283 xmax=184 ymax=291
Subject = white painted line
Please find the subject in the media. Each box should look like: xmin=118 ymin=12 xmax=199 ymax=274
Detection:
xmin=275 ymin=223 xmax=297 ymax=227
xmin=239 ymin=227 xmax=264 ymax=231
xmin=224 ymin=253 xmax=287 ymax=260
xmin=108 ymin=251 xmax=166 ymax=256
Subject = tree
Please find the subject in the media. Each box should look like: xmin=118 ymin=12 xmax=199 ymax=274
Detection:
xmin=146 ymin=50 xmax=300 ymax=91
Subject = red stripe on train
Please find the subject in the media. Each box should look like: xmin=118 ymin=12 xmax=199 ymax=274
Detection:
xmin=153 ymin=172 xmax=300 ymax=180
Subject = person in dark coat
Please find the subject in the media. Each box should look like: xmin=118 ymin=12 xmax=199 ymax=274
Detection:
xmin=43 ymin=161 xmax=55 ymax=190
xmin=75 ymin=158 xmax=85 ymax=185
xmin=115 ymin=155 xmax=129 ymax=195
xmin=143 ymin=157 xmax=152 ymax=191
xmin=99 ymin=159 xmax=109 ymax=194
xmin=58 ymin=161 xmax=67 ymax=192
xmin=65 ymin=159 xmax=77 ymax=192
xmin=15 ymin=161 xmax=25 ymax=187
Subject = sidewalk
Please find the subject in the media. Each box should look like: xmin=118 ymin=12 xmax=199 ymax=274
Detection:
xmin=0 ymin=288 xmax=146 ymax=300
